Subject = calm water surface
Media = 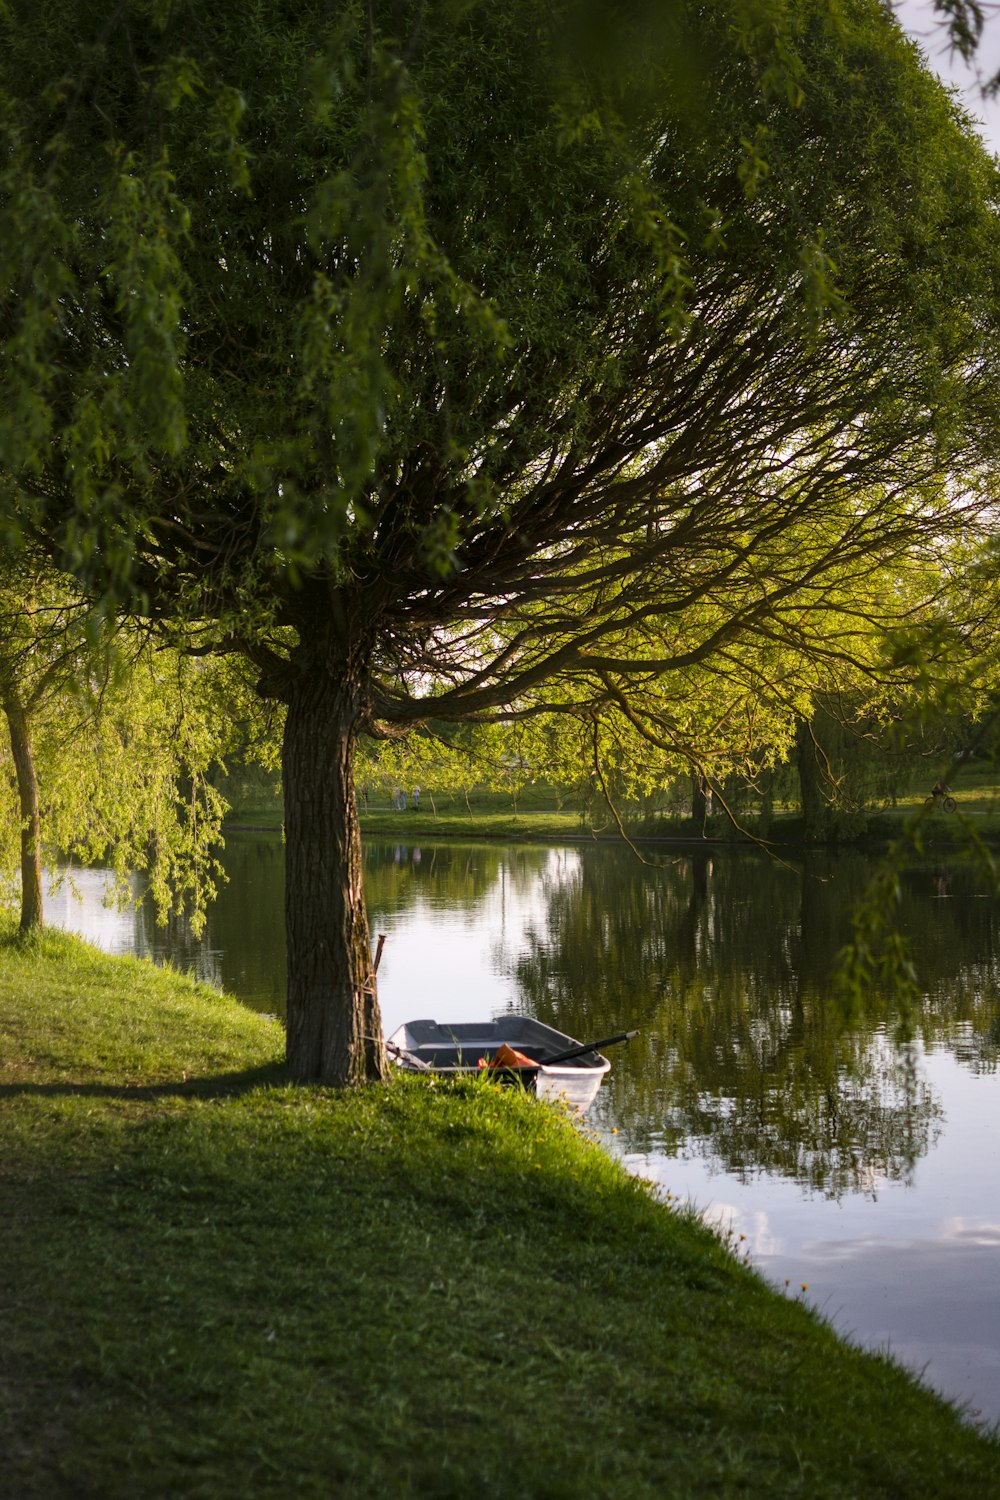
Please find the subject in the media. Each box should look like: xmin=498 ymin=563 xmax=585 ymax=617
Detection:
xmin=47 ymin=832 xmax=1000 ymax=1428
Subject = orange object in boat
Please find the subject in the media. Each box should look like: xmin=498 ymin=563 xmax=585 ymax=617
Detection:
xmin=478 ymin=1043 xmax=537 ymax=1070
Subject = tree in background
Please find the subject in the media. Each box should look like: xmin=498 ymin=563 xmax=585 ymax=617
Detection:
xmin=0 ymin=560 xmax=239 ymax=934
xmin=790 ymin=519 xmax=1000 ymax=837
xmin=3 ymin=0 xmax=1000 ymax=1082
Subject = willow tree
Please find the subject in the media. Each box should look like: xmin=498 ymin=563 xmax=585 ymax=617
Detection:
xmin=2 ymin=0 xmax=1000 ymax=1083
xmin=0 ymin=559 xmax=238 ymax=934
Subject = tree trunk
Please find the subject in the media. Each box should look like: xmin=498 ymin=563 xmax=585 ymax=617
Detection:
xmin=282 ymin=661 xmax=388 ymax=1085
xmin=796 ymin=715 xmax=830 ymax=842
xmin=690 ymin=774 xmax=709 ymax=833
xmin=3 ymin=697 xmax=43 ymax=932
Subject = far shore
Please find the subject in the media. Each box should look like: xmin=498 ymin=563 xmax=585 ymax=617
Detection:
xmin=221 ymin=794 xmax=1000 ymax=852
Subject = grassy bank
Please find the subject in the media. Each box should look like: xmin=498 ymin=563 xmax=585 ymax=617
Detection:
xmin=4 ymin=926 xmax=999 ymax=1498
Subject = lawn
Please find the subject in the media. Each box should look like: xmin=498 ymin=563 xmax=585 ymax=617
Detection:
xmin=2 ymin=923 xmax=999 ymax=1497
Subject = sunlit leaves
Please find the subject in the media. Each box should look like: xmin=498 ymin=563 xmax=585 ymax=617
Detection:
xmin=2 ymin=0 xmax=998 ymax=637
xmin=2 ymin=5 xmax=1000 ymax=1003
xmin=731 ymin=0 xmax=812 ymax=107
xmin=0 ymin=568 xmax=242 ymax=935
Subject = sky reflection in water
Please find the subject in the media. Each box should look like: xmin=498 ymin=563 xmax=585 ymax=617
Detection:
xmin=616 ymin=1047 xmax=1000 ymax=1427
xmin=44 ymin=835 xmax=1000 ymax=1429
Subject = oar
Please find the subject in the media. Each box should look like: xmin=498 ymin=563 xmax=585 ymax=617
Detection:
xmin=542 ymin=1029 xmax=639 ymax=1067
xmin=384 ymin=1037 xmax=433 ymax=1071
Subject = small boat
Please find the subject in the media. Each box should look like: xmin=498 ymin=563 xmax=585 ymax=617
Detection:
xmin=385 ymin=1016 xmax=636 ymax=1111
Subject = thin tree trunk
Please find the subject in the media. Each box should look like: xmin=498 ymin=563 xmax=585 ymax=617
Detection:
xmin=282 ymin=662 xmax=388 ymax=1085
xmin=796 ymin=715 xmax=829 ymax=842
xmin=3 ymin=697 xmax=43 ymax=932
xmin=690 ymin=774 xmax=708 ymax=834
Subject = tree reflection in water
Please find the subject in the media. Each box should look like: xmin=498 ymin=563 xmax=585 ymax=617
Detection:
xmin=58 ymin=834 xmax=1000 ymax=1203
xmin=509 ymin=846 xmax=1000 ymax=1199
xmin=46 ymin=835 xmax=1000 ymax=1424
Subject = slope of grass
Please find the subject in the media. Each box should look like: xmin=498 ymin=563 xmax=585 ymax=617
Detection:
xmin=2 ymin=923 xmax=999 ymax=1498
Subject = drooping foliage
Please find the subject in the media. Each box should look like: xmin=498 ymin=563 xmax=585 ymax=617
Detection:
xmin=0 ymin=561 xmax=247 ymax=933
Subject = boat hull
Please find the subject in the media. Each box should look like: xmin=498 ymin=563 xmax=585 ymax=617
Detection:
xmin=386 ymin=1016 xmax=611 ymax=1111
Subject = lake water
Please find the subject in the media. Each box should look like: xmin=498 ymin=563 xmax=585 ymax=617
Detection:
xmin=45 ymin=831 xmax=1000 ymax=1430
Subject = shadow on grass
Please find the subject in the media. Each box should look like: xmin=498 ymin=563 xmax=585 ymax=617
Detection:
xmin=0 ymin=1059 xmax=289 ymax=1101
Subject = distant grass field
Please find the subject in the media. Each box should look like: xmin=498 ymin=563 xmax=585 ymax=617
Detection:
xmin=219 ymin=760 xmax=1000 ymax=848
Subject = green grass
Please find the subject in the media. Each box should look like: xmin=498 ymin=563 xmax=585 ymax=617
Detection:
xmin=224 ymin=785 xmax=612 ymax=841
xmin=225 ymin=798 xmax=634 ymax=844
xmin=5 ymin=924 xmax=997 ymax=1497
xmin=360 ymin=806 xmax=597 ymax=841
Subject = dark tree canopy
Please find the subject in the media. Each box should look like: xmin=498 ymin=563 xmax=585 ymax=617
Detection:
xmin=2 ymin=0 xmax=1000 ymax=1082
